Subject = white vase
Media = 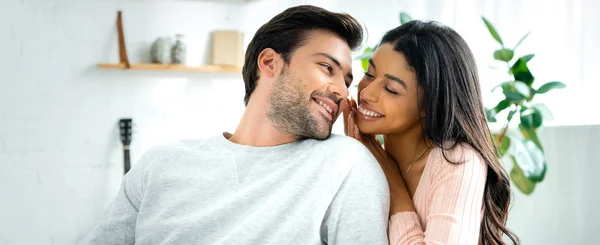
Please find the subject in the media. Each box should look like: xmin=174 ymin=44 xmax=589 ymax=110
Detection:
xmin=172 ymin=34 xmax=187 ymax=65
xmin=150 ymin=37 xmax=174 ymax=64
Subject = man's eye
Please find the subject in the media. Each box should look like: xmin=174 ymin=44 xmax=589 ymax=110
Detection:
xmin=321 ymin=63 xmax=333 ymax=73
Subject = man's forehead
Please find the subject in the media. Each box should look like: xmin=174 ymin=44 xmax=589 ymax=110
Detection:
xmin=296 ymin=47 xmax=352 ymax=72
xmin=299 ymin=31 xmax=353 ymax=62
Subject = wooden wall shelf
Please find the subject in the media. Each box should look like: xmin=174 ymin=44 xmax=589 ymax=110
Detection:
xmin=100 ymin=11 xmax=242 ymax=74
xmin=97 ymin=63 xmax=242 ymax=73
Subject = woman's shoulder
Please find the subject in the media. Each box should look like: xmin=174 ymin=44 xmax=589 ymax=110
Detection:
xmin=429 ymin=142 xmax=487 ymax=176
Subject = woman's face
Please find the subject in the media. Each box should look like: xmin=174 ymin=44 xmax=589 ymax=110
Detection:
xmin=356 ymin=43 xmax=423 ymax=136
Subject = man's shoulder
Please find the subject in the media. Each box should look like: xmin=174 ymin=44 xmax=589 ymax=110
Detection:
xmin=135 ymin=136 xmax=221 ymax=167
xmin=314 ymin=134 xmax=375 ymax=160
xmin=310 ymin=134 xmax=381 ymax=182
xmin=150 ymin=136 xmax=215 ymax=152
xmin=316 ymin=135 xmax=389 ymax=217
xmin=315 ymin=134 xmax=365 ymax=148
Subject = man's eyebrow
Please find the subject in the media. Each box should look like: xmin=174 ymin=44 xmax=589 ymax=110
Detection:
xmin=313 ymin=52 xmax=353 ymax=86
xmin=384 ymin=74 xmax=407 ymax=89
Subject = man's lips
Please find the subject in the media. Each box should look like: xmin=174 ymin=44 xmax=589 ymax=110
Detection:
xmin=312 ymin=97 xmax=339 ymax=118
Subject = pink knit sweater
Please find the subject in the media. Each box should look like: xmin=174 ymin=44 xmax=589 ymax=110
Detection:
xmin=389 ymin=144 xmax=487 ymax=244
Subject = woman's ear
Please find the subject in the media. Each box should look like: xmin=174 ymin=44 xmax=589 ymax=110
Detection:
xmin=257 ymin=48 xmax=281 ymax=78
xmin=418 ymin=88 xmax=427 ymax=119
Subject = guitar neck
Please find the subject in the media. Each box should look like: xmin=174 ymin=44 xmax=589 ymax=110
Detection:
xmin=119 ymin=118 xmax=133 ymax=175
xmin=123 ymin=145 xmax=131 ymax=174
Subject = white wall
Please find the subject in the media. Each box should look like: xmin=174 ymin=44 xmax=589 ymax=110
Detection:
xmin=508 ymin=125 xmax=600 ymax=244
xmin=0 ymin=1 xmax=248 ymax=244
xmin=0 ymin=0 xmax=598 ymax=244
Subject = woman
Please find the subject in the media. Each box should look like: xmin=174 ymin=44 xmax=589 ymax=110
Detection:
xmin=343 ymin=20 xmax=519 ymax=244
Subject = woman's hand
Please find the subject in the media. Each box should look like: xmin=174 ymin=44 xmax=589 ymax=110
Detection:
xmin=342 ymin=98 xmax=395 ymax=170
xmin=342 ymin=97 xmax=415 ymax=214
xmin=340 ymin=97 xmax=355 ymax=137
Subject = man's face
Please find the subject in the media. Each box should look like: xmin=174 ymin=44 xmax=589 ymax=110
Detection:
xmin=267 ymin=29 xmax=353 ymax=140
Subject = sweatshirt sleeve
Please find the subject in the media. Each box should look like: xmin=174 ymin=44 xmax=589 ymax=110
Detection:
xmin=78 ymin=146 xmax=164 ymax=245
xmin=320 ymin=137 xmax=391 ymax=245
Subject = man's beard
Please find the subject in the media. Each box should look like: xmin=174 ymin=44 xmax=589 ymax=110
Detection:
xmin=266 ymin=68 xmax=335 ymax=140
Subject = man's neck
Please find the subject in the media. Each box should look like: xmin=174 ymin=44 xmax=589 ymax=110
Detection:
xmin=228 ymin=95 xmax=297 ymax=147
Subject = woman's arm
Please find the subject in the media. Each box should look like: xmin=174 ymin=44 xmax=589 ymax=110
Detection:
xmin=342 ymin=99 xmax=486 ymax=244
xmin=389 ymin=147 xmax=487 ymax=245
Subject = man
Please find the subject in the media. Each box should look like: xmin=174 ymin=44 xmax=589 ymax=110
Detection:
xmin=80 ymin=5 xmax=389 ymax=245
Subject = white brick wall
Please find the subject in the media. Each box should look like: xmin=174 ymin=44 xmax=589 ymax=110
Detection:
xmin=0 ymin=1 xmax=250 ymax=244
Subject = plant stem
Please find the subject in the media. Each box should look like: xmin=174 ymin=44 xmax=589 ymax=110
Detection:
xmin=496 ymin=122 xmax=509 ymax=145
xmin=496 ymin=107 xmax=518 ymax=145
xmin=496 ymin=60 xmax=518 ymax=145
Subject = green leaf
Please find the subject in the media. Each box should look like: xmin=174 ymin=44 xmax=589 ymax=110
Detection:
xmin=507 ymin=109 xmax=517 ymax=121
xmin=399 ymin=12 xmax=413 ymax=24
xmin=497 ymin=134 xmax=511 ymax=157
xmin=508 ymin=138 xmax=547 ymax=183
xmin=514 ymin=81 xmax=531 ymax=98
xmin=521 ymin=54 xmax=535 ymax=63
xmin=520 ymin=106 xmax=543 ymax=129
xmin=482 ymin=17 xmax=504 ymax=46
xmin=536 ymin=81 xmax=566 ymax=94
xmin=358 ymin=47 xmax=373 ymax=72
xmin=532 ymin=103 xmax=553 ymax=121
xmin=355 ymin=47 xmax=373 ymax=60
xmin=504 ymin=92 xmax=524 ymax=102
xmin=501 ymin=82 xmax=526 ymax=103
xmin=513 ymin=32 xmax=531 ymax=50
xmin=511 ymin=58 xmax=535 ymax=86
xmin=519 ymin=124 xmax=544 ymax=151
xmin=494 ymin=99 xmax=511 ymax=113
xmin=511 ymin=138 xmax=547 ymax=182
xmin=361 ymin=59 xmax=368 ymax=72
xmin=486 ymin=108 xmax=497 ymax=122
xmin=494 ymin=48 xmax=514 ymax=62
xmin=491 ymin=82 xmax=506 ymax=92
xmin=523 ymin=140 xmax=547 ymax=181
xmin=376 ymin=134 xmax=384 ymax=146
xmin=510 ymin=158 xmax=537 ymax=195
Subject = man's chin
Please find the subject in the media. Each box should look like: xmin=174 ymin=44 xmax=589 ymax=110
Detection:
xmin=320 ymin=123 xmax=335 ymax=139
xmin=294 ymin=130 xmax=330 ymax=141
xmin=332 ymin=112 xmax=342 ymax=124
xmin=309 ymin=122 xmax=333 ymax=140
xmin=314 ymin=130 xmax=332 ymax=140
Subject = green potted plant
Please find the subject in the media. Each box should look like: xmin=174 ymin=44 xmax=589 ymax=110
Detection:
xmin=481 ymin=17 xmax=565 ymax=194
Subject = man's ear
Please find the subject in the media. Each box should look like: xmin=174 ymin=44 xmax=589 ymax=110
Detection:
xmin=257 ymin=48 xmax=282 ymax=79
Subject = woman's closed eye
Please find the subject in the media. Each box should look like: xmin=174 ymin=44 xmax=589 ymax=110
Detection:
xmin=384 ymin=85 xmax=398 ymax=95
xmin=363 ymin=71 xmax=375 ymax=79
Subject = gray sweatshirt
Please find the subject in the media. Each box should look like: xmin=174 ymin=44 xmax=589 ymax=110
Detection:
xmin=79 ymin=134 xmax=390 ymax=245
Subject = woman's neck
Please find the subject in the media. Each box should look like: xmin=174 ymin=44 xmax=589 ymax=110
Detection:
xmin=383 ymin=127 xmax=432 ymax=173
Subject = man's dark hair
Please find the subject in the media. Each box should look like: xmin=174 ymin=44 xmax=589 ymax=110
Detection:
xmin=242 ymin=5 xmax=364 ymax=105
